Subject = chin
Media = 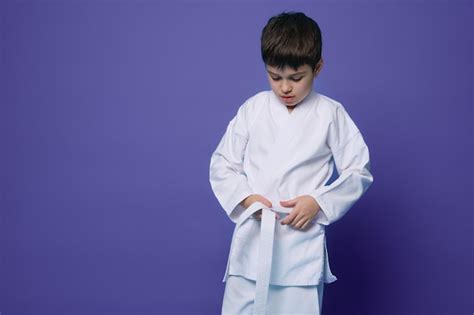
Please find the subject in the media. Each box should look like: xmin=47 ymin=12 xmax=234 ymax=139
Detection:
xmin=288 ymin=99 xmax=300 ymax=106
xmin=283 ymin=98 xmax=298 ymax=105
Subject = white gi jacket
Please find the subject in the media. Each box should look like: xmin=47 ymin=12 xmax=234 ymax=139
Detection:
xmin=209 ymin=89 xmax=374 ymax=287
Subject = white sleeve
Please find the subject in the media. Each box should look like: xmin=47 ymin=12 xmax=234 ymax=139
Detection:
xmin=209 ymin=101 xmax=253 ymax=223
xmin=309 ymin=104 xmax=374 ymax=226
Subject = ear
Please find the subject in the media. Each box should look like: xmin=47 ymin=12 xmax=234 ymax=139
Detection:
xmin=313 ymin=58 xmax=324 ymax=77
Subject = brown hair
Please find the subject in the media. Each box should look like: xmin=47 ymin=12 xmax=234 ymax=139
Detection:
xmin=261 ymin=11 xmax=322 ymax=72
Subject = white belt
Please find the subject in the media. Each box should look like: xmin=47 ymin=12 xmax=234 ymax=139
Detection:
xmin=222 ymin=201 xmax=291 ymax=315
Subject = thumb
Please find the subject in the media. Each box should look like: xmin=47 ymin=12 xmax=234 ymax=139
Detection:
xmin=262 ymin=199 xmax=272 ymax=208
xmin=280 ymin=198 xmax=297 ymax=207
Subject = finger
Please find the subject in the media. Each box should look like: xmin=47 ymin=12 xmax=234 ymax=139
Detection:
xmin=261 ymin=199 xmax=272 ymax=208
xmin=291 ymin=214 xmax=306 ymax=228
xmin=280 ymin=198 xmax=297 ymax=207
xmin=256 ymin=195 xmax=271 ymax=208
xmin=281 ymin=211 xmax=299 ymax=225
xmin=300 ymin=220 xmax=311 ymax=230
xmin=280 ymin=213 xmax=293 ymax=225
xmin=293 ymin=216 xmax=308 ymax=229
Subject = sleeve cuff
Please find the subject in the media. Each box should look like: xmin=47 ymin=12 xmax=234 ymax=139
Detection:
xmin=309 ymin=193 xmax=332 ymax=226
xmin=227 ymin=189 xmax=253 ymax=223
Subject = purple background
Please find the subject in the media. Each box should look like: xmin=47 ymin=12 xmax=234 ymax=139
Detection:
xmin=1 ymin=1 xmax=472 ymax=314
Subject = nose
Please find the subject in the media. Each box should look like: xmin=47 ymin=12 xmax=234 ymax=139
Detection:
xmin=281 ymin=80 xmax=292 ymax=93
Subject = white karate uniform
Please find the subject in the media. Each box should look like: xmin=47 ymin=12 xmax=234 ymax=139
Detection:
xmin=209 ymin=89 xmax=373 ymax=314
xmin=222 ymin=274 xmax=324 ymax=315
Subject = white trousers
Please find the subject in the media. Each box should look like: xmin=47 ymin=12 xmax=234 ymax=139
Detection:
xmin=222 ymin=275 xmax=324 ymax=315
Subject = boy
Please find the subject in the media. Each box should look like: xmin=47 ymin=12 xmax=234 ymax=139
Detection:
xmin=209 ymin=11 xmax=373 ymax=315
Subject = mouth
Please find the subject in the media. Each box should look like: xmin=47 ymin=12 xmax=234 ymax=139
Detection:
xmin=281 ymin=95 xmax=294 ymax=100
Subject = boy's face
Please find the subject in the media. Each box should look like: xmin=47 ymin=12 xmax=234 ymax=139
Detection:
xmin=266 ymin=60 xmax=323 ymax=108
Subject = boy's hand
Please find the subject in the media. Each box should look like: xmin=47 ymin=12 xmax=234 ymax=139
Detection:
xmin=239 ymin=194 xmax=280 ymax=220
xmin=279 ymin=195 xmax=321 ymax=230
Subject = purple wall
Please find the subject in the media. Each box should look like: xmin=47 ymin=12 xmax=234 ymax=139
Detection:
xmin=1 ymin=1 xmax=472 ymax=314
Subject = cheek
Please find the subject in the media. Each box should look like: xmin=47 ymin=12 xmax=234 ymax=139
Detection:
xmin=294 ymin=82 xmax=312 ymax=99
xmin=269 ymin=80 xmax=278 ymax=90
xmin=300 ymin=80 xmax=312 ymax=92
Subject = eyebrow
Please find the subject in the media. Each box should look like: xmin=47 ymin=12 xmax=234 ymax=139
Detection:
xmin=267 ymin=70 xmax=306 ymax=77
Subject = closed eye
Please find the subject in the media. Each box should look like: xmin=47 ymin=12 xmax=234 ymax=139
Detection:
xmin=271 ymin=77 xmax=303 ymax=82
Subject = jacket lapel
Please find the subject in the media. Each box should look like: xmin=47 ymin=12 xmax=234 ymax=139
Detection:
xmin=254 ymin=90 xmax=320 ymax=200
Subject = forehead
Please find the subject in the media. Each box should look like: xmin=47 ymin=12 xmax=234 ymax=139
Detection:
xmin=265 ymin=64 xmax=312 ymax=75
